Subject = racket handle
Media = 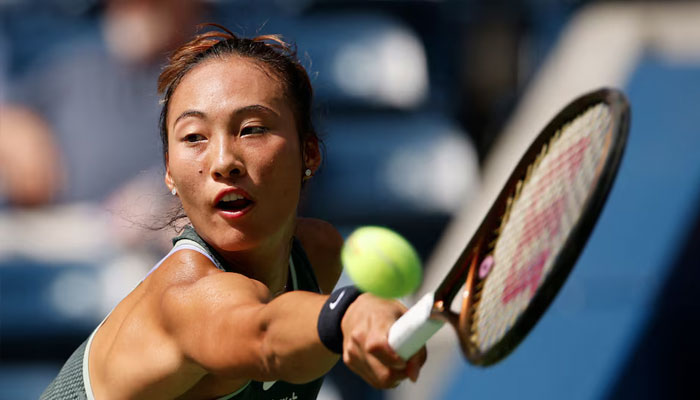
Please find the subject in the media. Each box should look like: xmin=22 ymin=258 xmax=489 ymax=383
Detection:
xmin=388 ymin=293 xmax=445 ymax=360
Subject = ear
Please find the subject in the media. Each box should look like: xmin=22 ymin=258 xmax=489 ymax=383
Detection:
xmin=302 ymin=136 xmax=322 ymax=174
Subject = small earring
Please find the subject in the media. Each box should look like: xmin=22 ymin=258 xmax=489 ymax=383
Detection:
xmin=171 ymin=187 xmax=177 ymax=196
xmin=305 ymin=169 xmax=312 ymax=177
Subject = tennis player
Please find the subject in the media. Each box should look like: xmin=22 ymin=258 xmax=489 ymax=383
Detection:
xmin=41 ymin=25 xmax=427 ymax=399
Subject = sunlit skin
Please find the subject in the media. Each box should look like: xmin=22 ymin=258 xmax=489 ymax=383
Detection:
xmin=85 ymin=55 xmax=426 ymax=400
xmin=164 ymin=56 xmax=319 ymax=294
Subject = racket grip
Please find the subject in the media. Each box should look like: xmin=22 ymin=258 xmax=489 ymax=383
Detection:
xmin=388 ymin=293 xmax=444 ymax=360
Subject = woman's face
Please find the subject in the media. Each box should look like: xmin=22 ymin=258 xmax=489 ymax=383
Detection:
xmin=165 ymin=56 xmax=318 ymax=252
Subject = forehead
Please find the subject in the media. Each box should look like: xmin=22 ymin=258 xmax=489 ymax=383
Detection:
xmin=168 ymin=56 xmax=288 ymax=120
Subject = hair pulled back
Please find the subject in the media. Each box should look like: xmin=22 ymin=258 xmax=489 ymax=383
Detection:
xmin=157 ymin=23 xmax=318 ymax=163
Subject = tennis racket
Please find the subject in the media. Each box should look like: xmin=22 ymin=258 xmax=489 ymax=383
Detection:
xmin=388 ymin=88 xmax=630 ymax=365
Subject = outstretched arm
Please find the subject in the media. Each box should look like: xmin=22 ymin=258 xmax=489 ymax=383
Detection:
xmin=159 ymin=250 xmax=425 ymax=388
xmin=161 ymin=263 xmax=337 ymax=383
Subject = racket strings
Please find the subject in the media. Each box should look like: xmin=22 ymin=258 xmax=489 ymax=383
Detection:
xmin=468 ymin=103 xmax=613 ymax=353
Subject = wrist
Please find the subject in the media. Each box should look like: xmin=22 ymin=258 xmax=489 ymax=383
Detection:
xmin=317 ymin=285 xmax=363 ymax=354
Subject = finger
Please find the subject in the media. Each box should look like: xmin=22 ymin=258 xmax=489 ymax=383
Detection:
xmin=343 ymin=334 xmax=372 ymax=380
xmin=344 ymin=333 xmax=399 ymax=389
xmin=364 ymin=354 xmax=408 ymax=389
xmin=366 ymin=333 xmax=406 ymax=370
xmin=414 ymin=346 xmax=428 ymax=367
xmin=346 ymin=356 xmax=407 ymax=388
xmin=348 ymin=341 xmax=408 ymax=390
xmin=405 ymin=347 xmax=427 ymax=382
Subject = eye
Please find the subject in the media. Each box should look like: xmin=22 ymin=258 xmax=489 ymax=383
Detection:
xmin=241 ymin=126 xmax=269 ymax=136
xmin=184 ymin=133 xmax=206 ymax=143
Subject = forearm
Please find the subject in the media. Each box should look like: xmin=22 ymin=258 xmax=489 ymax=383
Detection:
xmin=254 ymin=290 xmax=340 ymax=383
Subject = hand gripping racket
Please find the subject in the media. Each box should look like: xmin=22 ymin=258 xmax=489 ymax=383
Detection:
xmin=388 ymin=88 xmax=630 ymax=365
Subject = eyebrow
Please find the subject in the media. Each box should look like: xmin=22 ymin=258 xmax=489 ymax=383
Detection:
xmin=173 ymin=110 xmax=206 ymax=127
xmin=235 ymin=104 xmax=280 ymax=118
xmin=173 ymin=104 xmax=280 ymax=128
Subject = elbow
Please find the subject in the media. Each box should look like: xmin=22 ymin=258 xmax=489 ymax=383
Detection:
xmin=257 ymin=320 xmax=282 ymax=380
xmin=187 ymin=304 xmax=274 ymax=379
xmin=214 ymin=317 xmax=286 ymax=382
xmin=257 ymin=324 xmax=339 ymax=384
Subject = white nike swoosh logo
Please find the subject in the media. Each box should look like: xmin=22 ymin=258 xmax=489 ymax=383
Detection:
xmin=262 ymin=380 xmax=277 ymax=391
xmin=329 ymin=290 xmax=345 ymax=310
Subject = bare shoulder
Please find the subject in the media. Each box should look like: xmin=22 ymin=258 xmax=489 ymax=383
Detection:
xmin=142 ymin=249 xmax=270 ymax=336
xmin=149 ymin=249 xmax=222 ymax=289
xmin=91 ymin=249 xmax=270 ymax=397
xmin=295 ymin=218 xmax=343 ymax=294
xmin=152 ymin=249 xmax=269 ymax=310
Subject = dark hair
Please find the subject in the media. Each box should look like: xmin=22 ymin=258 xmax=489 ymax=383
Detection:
xmin=157 ymin=23 xmax=319 ymax=163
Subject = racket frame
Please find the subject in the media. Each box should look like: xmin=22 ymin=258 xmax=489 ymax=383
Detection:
xmin=394 ymin=88 xmax=630 ymax=365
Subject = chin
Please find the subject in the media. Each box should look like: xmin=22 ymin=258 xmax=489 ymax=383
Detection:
xmin=194 ymin=210 xmax=296 ymax=253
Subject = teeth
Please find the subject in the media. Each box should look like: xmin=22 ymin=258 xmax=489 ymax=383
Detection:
xmin=221 ymin=193 xmax=245 ymax=202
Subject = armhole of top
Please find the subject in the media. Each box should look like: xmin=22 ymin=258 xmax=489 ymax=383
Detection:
xmin=144 ymin=239 xmax=219 ymax=279
xmin=83 ymin=329 xmax=98 ymax=400
xmin=174 ymin=239 xmax=217 ymax=264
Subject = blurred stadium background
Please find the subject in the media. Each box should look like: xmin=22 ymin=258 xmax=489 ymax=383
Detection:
xmin=1 ymin=0 xmax=699 ymax=399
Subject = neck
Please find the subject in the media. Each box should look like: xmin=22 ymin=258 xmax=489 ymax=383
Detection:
xmin=213 ymin=224 xmax=295 ymax=297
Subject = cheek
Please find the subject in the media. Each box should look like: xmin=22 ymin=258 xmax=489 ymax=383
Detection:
xmin=169 ymin=156 xmax=205 ymax=200
xmin=254 ymin=143 xmax=302 ymax=195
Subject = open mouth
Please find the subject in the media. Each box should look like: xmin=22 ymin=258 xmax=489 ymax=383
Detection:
xmin=216 ymin=192 xmax=253 ymax=212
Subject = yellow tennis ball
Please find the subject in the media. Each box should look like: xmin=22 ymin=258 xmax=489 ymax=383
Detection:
xmin=341 ymin=226 xmax=422 ymax=298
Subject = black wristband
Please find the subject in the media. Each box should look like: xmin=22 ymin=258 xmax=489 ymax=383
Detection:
xmin=317 ymin=285 xmax=363 ymax=354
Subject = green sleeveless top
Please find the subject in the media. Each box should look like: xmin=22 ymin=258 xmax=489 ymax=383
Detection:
xmin=173 ymin=226 xmax=326 ymax=400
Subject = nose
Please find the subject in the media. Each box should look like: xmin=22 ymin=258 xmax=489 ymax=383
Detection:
xmin=210 ymin=136 xmax=245 ymax=179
